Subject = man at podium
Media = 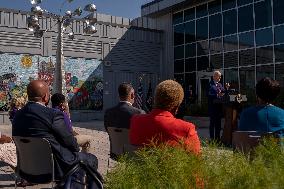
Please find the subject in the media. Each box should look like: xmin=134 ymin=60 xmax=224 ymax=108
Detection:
xmin=208 ymin=70 xmax=230 ymax=141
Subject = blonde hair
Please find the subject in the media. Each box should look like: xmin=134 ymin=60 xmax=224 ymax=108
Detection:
xmin=9 ymin=97 xmax=26 ymax=111
xmin=154 ymin=80 xmax=184 ymax=112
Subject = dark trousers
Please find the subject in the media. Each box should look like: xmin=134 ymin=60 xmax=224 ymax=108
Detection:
xmin=209 ymin=115 xmax=221 ymax=140
xmin=209 ymin=103 xmax=223 ymax=140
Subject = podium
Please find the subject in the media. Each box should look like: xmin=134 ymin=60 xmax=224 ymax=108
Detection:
xmin=221 ymin=94 xmax=247 ymax=146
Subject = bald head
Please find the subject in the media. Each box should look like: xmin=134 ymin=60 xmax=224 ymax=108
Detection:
xmin=27 ymin=80 xmax=50 ymax=103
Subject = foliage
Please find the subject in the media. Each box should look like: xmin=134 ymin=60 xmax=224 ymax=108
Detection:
xmin=105 ymin=139 xmax=284 ymax=189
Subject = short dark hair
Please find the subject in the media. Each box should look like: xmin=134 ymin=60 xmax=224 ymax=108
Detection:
xmin=51 ymin=93 xmax=66 ymax=108
xmin=256 ymin=77 xmax=280 ymax=103
xmin=118 ymin=83 xmax=133 ymax=99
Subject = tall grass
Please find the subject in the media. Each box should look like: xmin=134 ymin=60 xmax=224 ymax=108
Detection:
xmin=105 ymin=139 xmax=284 ymax=189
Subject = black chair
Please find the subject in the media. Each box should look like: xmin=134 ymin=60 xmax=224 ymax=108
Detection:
xmin=13 ymin=136 xmax=80 ymax=189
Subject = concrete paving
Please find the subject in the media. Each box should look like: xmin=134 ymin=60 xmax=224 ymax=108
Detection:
xmin=0 ymin=118 xmax=211 ymax=188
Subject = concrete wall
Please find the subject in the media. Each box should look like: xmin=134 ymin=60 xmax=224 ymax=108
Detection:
xmin=0 ymin=8 xmax=163 ymax=122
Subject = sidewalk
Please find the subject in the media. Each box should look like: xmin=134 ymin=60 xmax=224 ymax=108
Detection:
xmin=0 ymin=119 xmax=210 ymax=188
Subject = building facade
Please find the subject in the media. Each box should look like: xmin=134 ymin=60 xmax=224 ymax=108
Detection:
xmin=0 ymin=8 xmax=162 ymax=122
xmin=141 ymin=0 xmax=284 ymax=108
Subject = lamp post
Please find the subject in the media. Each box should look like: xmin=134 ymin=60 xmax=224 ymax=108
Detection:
xmin=27 ymin=0 xmax=98 ymax=94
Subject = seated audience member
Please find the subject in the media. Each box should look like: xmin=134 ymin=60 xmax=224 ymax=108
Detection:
xmin=104 ymin=82 xmax=145 ymax=158
xmin=0 ymin=134 xmax=16 ymax=168
xmin=104 ymin=82 xmax=145 ymax=130
xmin=51 ymin=93 xmax=92 ymax=153
xmin=129 ymin=80 xmax=201 ymax=154
xmin=9 ymin=96 xmax=26 ymax=121
xmin=12 ymin=80 xmax=101 ymax=182
xmin=239 ymin=77 xmax=284 ymax=133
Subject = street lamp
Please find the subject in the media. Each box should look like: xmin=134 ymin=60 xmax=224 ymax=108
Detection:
xmin=26 ymin=0 xmax=98 ymax=94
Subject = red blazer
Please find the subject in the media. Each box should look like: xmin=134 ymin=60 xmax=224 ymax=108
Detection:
xmin=129 ymin=109 xmax=201 ymax=154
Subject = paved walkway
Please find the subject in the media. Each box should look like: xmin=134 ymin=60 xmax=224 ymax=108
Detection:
xmin=0 ymin=119 xmax=210 ymax=188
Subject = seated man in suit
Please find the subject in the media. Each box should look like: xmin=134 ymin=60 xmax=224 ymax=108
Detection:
xmin=129 ymin=80 xmax=201 ymax=154
xmin=104 ymin=82 xmax=145 ymax=158
xmin=12 ymin=80 xmax=100 ymax=182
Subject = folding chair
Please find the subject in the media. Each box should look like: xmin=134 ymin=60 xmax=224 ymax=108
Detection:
xmin=232 ymin=131 xmax=261 ymax=154
xmin=107 ymin=127 xmax=131 ymax=159
xmin=13 ymin=136 xmax=80 ymax=189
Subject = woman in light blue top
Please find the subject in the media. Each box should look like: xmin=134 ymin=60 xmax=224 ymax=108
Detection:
xmin=239 ymin=77 xmax=284 ymax=133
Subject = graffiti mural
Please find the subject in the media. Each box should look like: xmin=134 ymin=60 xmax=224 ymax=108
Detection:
xmin=0 ymin=53 xmax=103 ymax=111
xmin=65 ymin=58 xmax=103 ymax=110
xmin=0 ymin=53 xmax=55 ymax=111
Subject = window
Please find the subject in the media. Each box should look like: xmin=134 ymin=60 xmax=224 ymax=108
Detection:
xmin=224 ymin=34 xmax=238 ymax=52
xmin=223 ymin=9 xmax=237 ymax=35
xmin=275 ymin=44 xmax=284 ymax=63
xmin=173 ymin=12 xmax=183 ymax=25
xmin=185 ymin=73 xmax=197 ymax=104
xmin=210 ymin=37 xmax=223 ymax=54
xmin=174 ymin=24 xmax=184 ymax=46
xmin=255 ymin=28 xmax=273 ymax=47
xmin=239 ymin=32 xmax=254 ymax=49
xmin=238 ymin=5 xmax=254 ymax=32
xmin=222 ymin=0 xmax=236 ymax=11
xmin=273 ymin=0 xmax=284 ymax=25
xmin=256 ymin=64 xmax=274 ymax=81
xmin=240 ymin=66 xmax=256 ymax=104
xmin=237 ymin=0 xmax=253 ymax=6
xmin=185 ymin=58 xmax=196 ymax=72
xmin=184 ymin=8 xmax=195 ymax=21
xmin=197 ymin=56 xmax=209 ymax=71
xmin=209 ymin=14 xmax=222 ymax=38
xmin=254 ymin=0 xmax=272 ymax=29
xmin=239 ymin=49 xmax=255 ymax=66
xmin=174 ymin=59 xmax=184 ymax=73
xmin=224 ymin=51 xmax=238 ymax=68
xmin=174 ymin=74 xmax=184 ymax=86
xmin=185 ymin=21 xmax=195 ymax=43
xmin=224 ymin=69 xmax=239 ymax=91
xmin=197 ymin=40 xmax=209 ymax=56
xmin=174 ymin=46 xmax=184 ymax=59
xmin=208 ymin=0 xmax=221 ymax=14
xmin=275 ymin=63 xmax=284 ymax=108
xmin=196 ymin=17 xmax=208 ymax=40
xmin=275 ymin=25 xmax=284 ymax=44
xmin=185 ymin=43 xmax=196 ymax=58
xmin=196 ymin=4 xmax=208 ymax=18
xmin=210 ymin=53 xmax=223 ymax=69
xmin=256 ymin=46 xmax=273 ymax=65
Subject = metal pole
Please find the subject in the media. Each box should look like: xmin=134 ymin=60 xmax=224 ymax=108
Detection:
xmin=53 ymin=17 xmax=64 ymax=94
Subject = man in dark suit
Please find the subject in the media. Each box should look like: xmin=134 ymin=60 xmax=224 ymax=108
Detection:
xmin=12 ymin=80 xmax=99 ymax=181
xmin=208 ymin=71 xmax=230 ymax=141
xmin=104 ymin=82 xmax=145 ymax=130
xmin=104 ymin=82 xmax=145 ymax=158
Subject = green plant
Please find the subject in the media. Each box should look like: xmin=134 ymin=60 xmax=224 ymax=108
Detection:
xmin=105 ymin=138 xmax=284 ymax=189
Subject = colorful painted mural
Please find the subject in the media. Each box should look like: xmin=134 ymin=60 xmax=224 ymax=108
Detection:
xmin=65 ymin=58 xmax=103 ymax=110
xmin=0 ymin=53 xmax=103 ymax=111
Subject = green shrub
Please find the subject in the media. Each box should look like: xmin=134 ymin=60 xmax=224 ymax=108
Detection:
xmin=105 ymin=139 xmax=284 ymax=189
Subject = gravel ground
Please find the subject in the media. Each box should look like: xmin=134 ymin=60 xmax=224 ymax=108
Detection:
xmin=0 ymin=120 xmax=210 ymax=188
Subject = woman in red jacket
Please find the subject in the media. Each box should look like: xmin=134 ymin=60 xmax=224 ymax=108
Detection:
xmin=129 ymin=80 xmax=201 ymax=154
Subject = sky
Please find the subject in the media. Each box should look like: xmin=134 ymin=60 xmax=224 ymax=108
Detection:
xmin=0 ymin=0 xmax=153 ymax=19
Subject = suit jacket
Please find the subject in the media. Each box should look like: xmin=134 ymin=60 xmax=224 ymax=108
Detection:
xmin=129 ymin=109 xmax=201 ymax=154
xmin=12 ymin=102 xmax=80 ymax=179
xmin=104 ymin=102 xmax=145 ymax=130
xmin=208 ymin=80 xmax=226 ymax=116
